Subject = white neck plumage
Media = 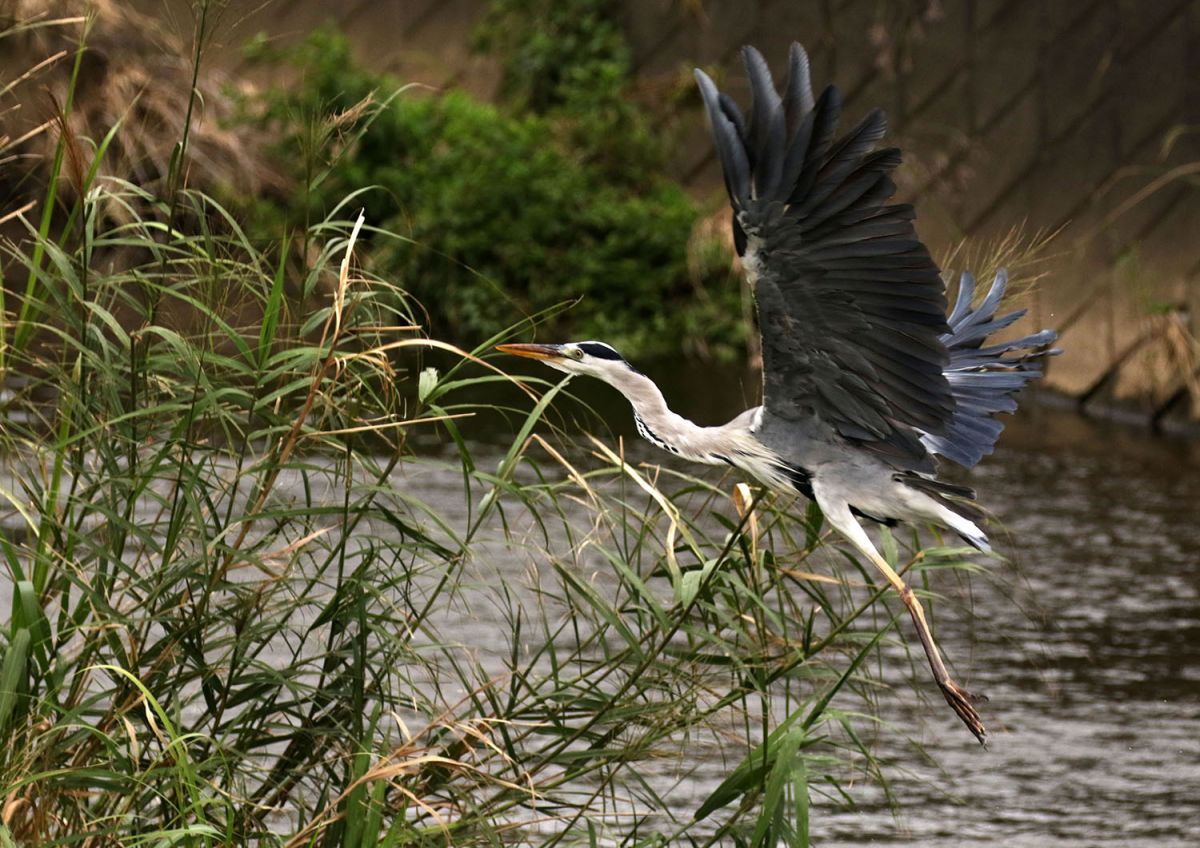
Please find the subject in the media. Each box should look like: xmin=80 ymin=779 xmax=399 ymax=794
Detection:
xmin=591 ymin=366 xmax=778 ymax=477
xmin=607 ymin=369 xmax=705 ymax=460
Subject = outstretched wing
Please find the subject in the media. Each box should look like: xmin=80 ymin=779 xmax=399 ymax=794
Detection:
xmin=696 ymin=44 xmax=953 ymax=468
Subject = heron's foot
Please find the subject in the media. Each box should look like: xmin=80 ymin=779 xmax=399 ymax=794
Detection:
xmin=938 ymin=678 xmax=988 ymax=745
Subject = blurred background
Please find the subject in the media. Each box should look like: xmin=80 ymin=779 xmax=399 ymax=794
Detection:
xmin=4 ymin=0 xmax=1200 ymax=429
xmin=3 ymin=3 xmax=1200 ymax=847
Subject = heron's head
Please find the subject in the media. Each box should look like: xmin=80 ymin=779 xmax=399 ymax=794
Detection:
xmin=495 ymin=341 xmax=634 ymax=382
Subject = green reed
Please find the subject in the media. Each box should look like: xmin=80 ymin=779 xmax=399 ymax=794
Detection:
xmin=0 ymin=10 xmax=984 ymax=846
xmin=0 ymin=179 xmax=975 ymax=843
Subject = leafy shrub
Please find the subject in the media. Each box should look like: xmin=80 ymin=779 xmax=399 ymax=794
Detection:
xmin=472 ymin=0 xmax=630 ymax=114
xmin=237 ymin=29 xmax=745 ymax=359
xmin=471 ymin=0 xmax=666 ymax=181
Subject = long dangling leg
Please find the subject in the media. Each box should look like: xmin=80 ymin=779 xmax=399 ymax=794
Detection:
xmin=817 ymin=494 xmax=987 ymax=744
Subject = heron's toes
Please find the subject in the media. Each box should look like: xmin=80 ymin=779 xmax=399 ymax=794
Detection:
xmin=938 ymin=679 xmax=988 ymax=745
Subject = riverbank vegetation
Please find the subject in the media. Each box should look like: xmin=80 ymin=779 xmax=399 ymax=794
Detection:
xmin=234 ymin=22 xmax=745 ymax=362
xmin=0 ymin=6 xmax=983 ymax=845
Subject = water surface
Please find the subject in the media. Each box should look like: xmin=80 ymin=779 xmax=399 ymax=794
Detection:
xmin=804 ymin=406 xmax=1200 ymax=846
xmin=460 ymin=366 xmax=1200 ymax=845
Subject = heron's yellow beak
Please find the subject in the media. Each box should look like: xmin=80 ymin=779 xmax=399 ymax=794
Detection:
xmin=495 ymin=343 xmax=565 ymax=361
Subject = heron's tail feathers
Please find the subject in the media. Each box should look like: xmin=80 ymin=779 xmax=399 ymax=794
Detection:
xmin=901 ymin=474 xmax=993 ymax=551
xmin=943 ymin=511 xmax=992 ymax=553
xmin=920 ymin=269 xmax=1059 ymax=469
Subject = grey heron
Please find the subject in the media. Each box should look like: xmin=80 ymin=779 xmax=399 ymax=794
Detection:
xmin=498 ymin=43 xmax=1056 ymax=744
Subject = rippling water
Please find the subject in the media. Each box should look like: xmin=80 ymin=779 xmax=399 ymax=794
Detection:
xmin=3 ymin=385 xmax=1197 ymax=843
xmin=430 ymin=394 xmax=1200 ymax=845
xmin=803 ymin=405 xmax=1200 ymax=847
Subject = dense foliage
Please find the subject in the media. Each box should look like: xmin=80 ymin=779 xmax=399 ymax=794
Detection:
xmin=472 ymin=0 xmax=666 ymax=181
xmin=473 ymin=0 xmax=631 ymax=114
xmin=238 ymin=28 xmax=744 ymax=359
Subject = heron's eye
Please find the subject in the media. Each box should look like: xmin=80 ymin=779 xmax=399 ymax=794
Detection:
xmin=569 ymin=347 xmax=584 ymax=360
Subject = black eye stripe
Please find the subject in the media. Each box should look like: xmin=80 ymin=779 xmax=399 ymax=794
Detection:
xmin=577 ymin=342 xmax=623 ymax=361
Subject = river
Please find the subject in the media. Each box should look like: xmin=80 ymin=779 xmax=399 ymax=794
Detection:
xmin=3 ymin=373 xmax=1197 ymax=844
xmin=459 ymin=363 xmax=1200 ymax=846
xmin=803 ymin=404 xmax=1200 ymax=846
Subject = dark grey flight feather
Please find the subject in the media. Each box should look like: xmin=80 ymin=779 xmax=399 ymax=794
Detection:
xmin=695 ymin=43 xmax=1056 ymax=475
xmin=696 ymin=46 xmax=952 ymax=469
xmin=781 ymin=42 xmax=814 ymax=135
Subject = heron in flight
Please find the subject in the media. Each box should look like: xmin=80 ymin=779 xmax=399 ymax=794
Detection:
xmin=498 ymin=44 xmax=1056 ymax=744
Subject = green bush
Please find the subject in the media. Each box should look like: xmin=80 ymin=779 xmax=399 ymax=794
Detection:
xmin=238 ymin=29 xmax=745 ymax=359
xmin=473 ymin=0 xmax=630 ymax=114
xmin=472 ymin=0 xmax=666 ymax=182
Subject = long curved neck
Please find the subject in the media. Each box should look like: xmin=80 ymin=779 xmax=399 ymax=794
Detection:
xmin=593 ymin=366 xmax=791 ymax=490
xmin=605 ymin=369 xmax=717 ymax=462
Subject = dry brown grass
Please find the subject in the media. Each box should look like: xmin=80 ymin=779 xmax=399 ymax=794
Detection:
xmin=937 ymin=223 xmax=1062 ymax=302
xmin=1 ymin=1 xmax=282 ymax=217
